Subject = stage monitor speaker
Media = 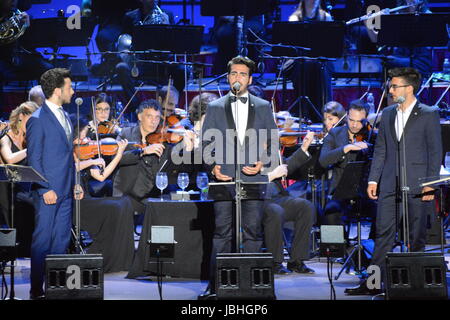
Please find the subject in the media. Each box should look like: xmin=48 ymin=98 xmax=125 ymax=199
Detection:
xmin=319 ymin=225 xmax=345 ymax=258
xmin=386 ymin=252 xmax=448 ymax=300
xmin=216 ymin=253 xmax=275 ymax=300
xmin=0 ymin=228 xmax=16 ymax=262
xmin=45 ymin=254 xmax=104 ymax=300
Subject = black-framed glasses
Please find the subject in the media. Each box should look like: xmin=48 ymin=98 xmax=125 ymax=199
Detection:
xmin=389 ymin=84 xmax=409 ymax=90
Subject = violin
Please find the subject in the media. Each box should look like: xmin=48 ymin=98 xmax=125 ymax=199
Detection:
xmin=279 ymin=127 xmax=325 ymax=148
xmin=97 ymin=120 xmax=119 ymax=135
xmin=354 ymin=121 xmax=372 ymax=143
xmin=74 ymin=139 xmax=141 ymax=160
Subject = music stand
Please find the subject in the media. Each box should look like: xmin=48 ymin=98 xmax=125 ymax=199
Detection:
xmin=331 ymin=161 xmax=373 ymax=281
xmin=377 ymin=14 xmax=449 ymax=68
xmin=22 ymin=17 xmax=96 ymax=48
xmin=420 ymin=174 xmax=450 ymax=256
xmin=132 ymin=25 xmax=204 ymax=54
xmin=0 ymin=164 xmax=47 ymax=300
xmin=200 ymin=0 xmax=272 ymax=16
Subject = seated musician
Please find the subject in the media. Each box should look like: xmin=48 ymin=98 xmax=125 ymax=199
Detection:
xmin=323 ymin=101 xmax=346 ymax=133
xmin=115 ymin=0 xmax=184 ymax=115
xmin=87 ymin=93 xmax=121 ymax=140
xmin=318 ymin=100 xmax=377 ymax=231
xmin=188 ymin=92 xmax=219 ymax=148
xmin=156 ymin=85 xmax=180 ymax=117
xmin=71 ymin=116 xmax=135 ymax=272
xmin=28 ymin=85 xmax=45 ymax=108
xmin=112 ymin=99 xmax=194 ymax=212
xmin=263 ymin=131 xmax=317 ymax=274
xmin=0 ymin=101 xmax=38 ymax=256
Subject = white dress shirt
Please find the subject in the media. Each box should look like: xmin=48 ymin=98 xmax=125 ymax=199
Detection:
xmin=230 ymin=92 xmax=249 ymax=145
xmin=46 ymin=99 xmax=72 ymax=135
xmin=395 ymin=98 xmax=416 ymax=141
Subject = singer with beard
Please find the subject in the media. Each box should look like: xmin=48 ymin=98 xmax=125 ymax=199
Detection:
xmin=345 ymin=67 xmax=442 ymax=296
xmin=199 ymin=56 xmax=278 ymax=299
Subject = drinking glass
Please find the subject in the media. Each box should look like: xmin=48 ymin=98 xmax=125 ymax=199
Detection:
xmin=196 ymin=172 xmax=209 ymax=201
xmin=177 ymin=172 xmax=189 ymax=200
xmin=156 ymin=172 xmax=168 ymax=201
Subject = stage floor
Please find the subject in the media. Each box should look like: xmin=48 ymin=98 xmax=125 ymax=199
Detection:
xmin=6 ymin=248 xmax=450 ymax=301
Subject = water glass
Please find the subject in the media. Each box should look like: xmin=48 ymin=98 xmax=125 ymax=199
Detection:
xmin=177 ymin=172 xmax=189 ymax=200
xmin=156 ymin=172 xmax=168 ymax=201
xmin=196 ymin=172 xmax=209 ymax=200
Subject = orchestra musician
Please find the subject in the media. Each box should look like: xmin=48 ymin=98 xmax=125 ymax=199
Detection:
xmin=0 ymin=101 xmax=38 ymax=257
xmin=319 ymin=100 xmax=377 ymax=227
xmin=323 ymin=101 xmax=346 ymax=133
xmin=346 ymin=67 xmax=442 ymax=295
xmin=72 ymin=116 xmax=135 ymax=273
xmin=87 ymin=93 xmax=121 ymax=140
xmin=263 ymin=131 xmax=316 ymax=274
xmin=26 ymin=68 xmax=84 ymax=300
xmin=28 ymin=85 xmax=45 ymax=107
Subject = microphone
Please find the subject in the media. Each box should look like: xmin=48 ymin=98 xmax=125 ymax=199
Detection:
xmin=232 ymin=82 xmax=241 ymax=93
xmin=131 ymin=55 xmax=139 ymax=78
xmin=75 ymin=97 xmax=83 ymax=106
xmin=397 ymin=96 xmax=406 ymax=105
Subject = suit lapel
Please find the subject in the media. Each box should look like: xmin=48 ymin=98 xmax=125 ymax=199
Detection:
xmin=224 ymin=93 xmax=236 ymax=131
xmin=246 ymin=95 xmax=256 ymax=131
xmin=400 ymin=101 xmax=421 ymax=140
xmin=42 ymin=104 xmax=70 ymax=148
xmin=389 ymin=106 xmax=397 ymax=143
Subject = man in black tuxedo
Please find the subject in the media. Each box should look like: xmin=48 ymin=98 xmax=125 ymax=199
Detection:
xmin=346 ymin=67 xmax=442 ymax=295
xmin=199 ymin=56 xmax=278 ymax=298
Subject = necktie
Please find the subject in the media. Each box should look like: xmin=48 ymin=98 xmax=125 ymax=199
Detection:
xmin=57 ymin=108 xmax=71 ymax=141
xmin=230 ymin=95 xmax=248 ymax=104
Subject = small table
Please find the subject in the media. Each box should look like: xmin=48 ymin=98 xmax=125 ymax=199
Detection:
xmin=126 ymin=198 xmax=214 ymax=280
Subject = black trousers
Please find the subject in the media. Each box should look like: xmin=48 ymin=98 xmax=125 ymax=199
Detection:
xmin=371 ymin=192 xmax=434 ymax=281
xmin=263 ymin=196 xmax=315 ymax=264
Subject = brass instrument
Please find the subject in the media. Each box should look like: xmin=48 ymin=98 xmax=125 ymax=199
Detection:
xmin=0 ymin=9 xmax=28 ymax=45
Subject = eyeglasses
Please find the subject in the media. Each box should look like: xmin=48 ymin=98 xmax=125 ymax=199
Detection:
xmin=96 ymin=108 xmax=110 ymax=113
xmin=389 ymin=84 xmax=409 ymax=90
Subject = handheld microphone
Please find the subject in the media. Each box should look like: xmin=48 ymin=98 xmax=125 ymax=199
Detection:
xmin=232 ymin=82 xmax=241 ymax=93
xmin=75 ymin=97 xmax=83 ymax=106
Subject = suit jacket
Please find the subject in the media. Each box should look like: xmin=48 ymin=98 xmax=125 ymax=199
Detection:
xmin=368 ymin=102 xmax=442 ymax=195
xmin=319 ymin=125 xmax=356 ymax=195
xmin=113 ymin=125 xmax=189 ymax=199
xmin=202 ymin=92 xmax=278 ymax=183
xmin=26 ymin=103 xmax=75 ymax=197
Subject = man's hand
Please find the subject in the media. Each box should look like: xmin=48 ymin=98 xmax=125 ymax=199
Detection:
xmin=301 ymin=131 xmax=315 ymax=153
xmin=212 ymin=165 xmax=232 ymax=181
xmin=43 ymin=190 xmax=57 ymax=205
xmin=367 ymin=183 xmax=378 ymax=200
xmin=182 ymin=130 xmax=196 ymax=152
xmin=344 ymin=142 xmax=369 ymax=154
xmin=74 ymin=184 xmax=84 ymax=200
xmin=268 ymin=164 xmax=288 ymax=182
xmin=421 ymin=186 xmax=435 ymax=201
xmin=242 ymin=161 xmax=263 ymax=176
xmin=142 ymin=143 xmax=165 ymax=157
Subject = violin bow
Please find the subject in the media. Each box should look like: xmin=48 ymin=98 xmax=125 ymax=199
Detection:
xmin=108 ymin=82 xmax=144 ymax=133
xmin=160 ymin=78 xmax=173 ymax=144
xmin=367 ymin=80 xmax=388 ymax=142
xmin=91 ymin=96 xmax=104 ymax=173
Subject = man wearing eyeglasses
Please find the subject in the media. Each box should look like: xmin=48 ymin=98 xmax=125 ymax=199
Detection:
xmin=346 ymin=67 xmax=442 ymax=296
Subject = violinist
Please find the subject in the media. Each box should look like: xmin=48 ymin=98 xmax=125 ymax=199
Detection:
xmin=188 ymin=92 xmax=219 ymax=149
xmin=71 ymin=115 xmax=135 ymax=273
xmin=113 ymin=99 xmax=193 ymax=211
xmin=0 ymin=101 xmax=38 ymax=256
xmin=319 ymin=99 xmax=377 ymax=227
xmin=71 ymin=114 xmax=128 ymax=197
xmin=323 ymin=101 xmax=346 ymax=133
xmin=87 ymin=93 xmax=121 ymax=140
xmin=156 ymin=85 xmax=179 ymax=117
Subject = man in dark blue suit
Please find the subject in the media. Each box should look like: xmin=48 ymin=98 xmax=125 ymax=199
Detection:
xmin=346 ymin=67 xmax=442 ymax=295
xmin=26 ymin=68 xmax=83 ymax=299
xmin=199 ymin=56 xmax=278 ymax=298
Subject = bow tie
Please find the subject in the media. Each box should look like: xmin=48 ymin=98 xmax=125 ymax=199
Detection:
xmin=230 ymin=95 xmax=248 ymax=104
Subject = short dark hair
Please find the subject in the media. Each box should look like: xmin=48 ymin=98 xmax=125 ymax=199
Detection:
xmin=95 ymin=92 xmax=112 ymax=106
xmin=189 ymin=93 xmax=219 ymax=121
xmin=227 ymin=56 xmax=256 ymax=76
xmin=348 ymin=99 xmax=369 ymax=116
xmin=40 ymin=68 xmax=71 ymax=99
xmin=323 ymin=101 xmax=345 ymax=119
xmin=136 ymin=99 xmax=162 ymax=115
xmin=388 ymin=67 xmax=422 ymax=94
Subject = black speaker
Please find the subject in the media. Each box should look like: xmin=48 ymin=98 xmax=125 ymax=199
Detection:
xmin=0 ymin=228 xmax=16 ymax=262
xmin=319 ymin=225 xmax=345 ymax=258
xmin=386 ymin=252 xmax=448 ymax=300
xmin=45 ymin=254 xmax=104 ymax=300
xmin=216 ymin=253 xmax=275 ymax=300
